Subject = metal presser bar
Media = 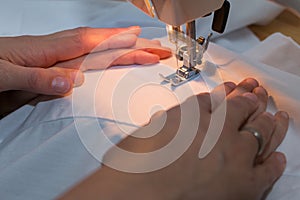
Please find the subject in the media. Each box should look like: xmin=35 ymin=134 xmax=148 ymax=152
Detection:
xmin=128 ymin=0 xmax=230 ymax=86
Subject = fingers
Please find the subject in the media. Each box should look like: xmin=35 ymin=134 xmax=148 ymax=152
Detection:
xmin=198 ymin=78 xmax=261 ymax=115
xmin=222 ymin=78 xmax=269 ymax=131
xmin=0 ymin=60 xmax=84 ymax=95
xmin=258 ymin=111 xmax=289 ymax=162
xmin=139 ymin=47 xmax=172 ymax=60
xmin=54 ymin=49 xmax=159 ymax=71
xmin=226 ymin=79 xmax=268 ymax=112
xmin=0 ymin=27 xmax=142 ymax=68
xmin=197 ymin=82 xmax=236 ymax=112
xmin=44 ymin=26 xmax=142 ymax=55
xmin=216 ymin=92 xmax=260 ymax=163
xmin=209 ymin=82 xmax=236 ymax=111
xmin=227 ymin=78 xmax=258 ymax=99
xmin=95 ymin=34 xmax=138 ymax=52
xmin=253 ymin=86 xmax=268 ymax=111
xmin=238 ymin=109 xmax=289 ymax=164
xmin=47 ymin=27 xmax=141 ymax=64
xmin=24 ymin=67 xmax=84 ymax=95
xmin=239 ymin=112 xmax=276 ymax=162
xmin=248 ymin=86 xmax=269 ymax=121
xmin=226 ymin=93 xmax=259 ymax=130
xmin=228 ymin=79 xmax=268 ymax=122
xmin=111 ymin=51 xmax=160 ymax=66
xmin=254 ymin=152 xmax=286 ymax=192
xmin=47 ymin=26 xmax=141 ymax=40
xmin=55 ymin=44 xmax=171 ymax=71
xmin=134 ymin=38 xmax=172 ymax=59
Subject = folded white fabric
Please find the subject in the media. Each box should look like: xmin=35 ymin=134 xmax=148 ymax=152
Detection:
xmin=244 ymin=33 xmax=300 ymax=76
xmin=243 ymin=33 xmax=300 ymax=199
xmin=0 ymin=32 xmax=299 ymax=200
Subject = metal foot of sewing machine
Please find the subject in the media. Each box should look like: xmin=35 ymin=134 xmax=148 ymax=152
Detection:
xmin=128 ymin=0 xmax=230 ymax=86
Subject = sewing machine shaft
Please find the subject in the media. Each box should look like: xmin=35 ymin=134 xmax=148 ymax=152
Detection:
xmin=161 ymin=22 xmax=212 ymax=85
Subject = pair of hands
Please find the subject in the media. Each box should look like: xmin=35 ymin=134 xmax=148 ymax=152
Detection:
xmin=0 ymin=26 xmax=171 ymax=95
xmin=0 ymin=26 xmax=289 ymax=199
xmin=60 ymin=78 xmax=289 ymax=200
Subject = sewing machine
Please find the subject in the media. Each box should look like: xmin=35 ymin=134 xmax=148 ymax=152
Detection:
xmin=128 ymin=0 xmax=230 ymax=85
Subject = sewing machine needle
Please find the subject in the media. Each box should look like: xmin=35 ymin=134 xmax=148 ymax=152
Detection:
xmin=175 ymin=32 xmax=179 ymax=68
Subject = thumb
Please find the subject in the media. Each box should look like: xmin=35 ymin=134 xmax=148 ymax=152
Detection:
xmin=255 ymin=152 xmax=286 ymax=193
xmin=0 ymin=60 xmax=84 ymax=95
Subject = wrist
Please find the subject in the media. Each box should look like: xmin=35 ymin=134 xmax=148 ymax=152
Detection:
xmin=97 ymin=165 xmax=168 ymax=200
xmin=59 ymin=165 xmax=169 ymax=200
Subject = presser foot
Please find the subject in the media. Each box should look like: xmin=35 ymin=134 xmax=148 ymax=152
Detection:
xmin=159 ymin=65 xmax=201 ymax=86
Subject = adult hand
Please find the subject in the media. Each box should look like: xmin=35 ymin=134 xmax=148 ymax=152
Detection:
xmin=0 ymin=26 xmax=171 ymax=95
xmin=59 ymin=78 xmax=289 ymax=200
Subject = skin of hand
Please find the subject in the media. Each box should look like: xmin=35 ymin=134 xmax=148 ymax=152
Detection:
xmin=59 ymin=78 xmax=289 ymax=200
xmin=0 ymin=26 xmax=172 ymax=95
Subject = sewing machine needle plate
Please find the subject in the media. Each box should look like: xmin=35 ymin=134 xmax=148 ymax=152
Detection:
xmin=159 ymin=70 xmax=200 ymax=86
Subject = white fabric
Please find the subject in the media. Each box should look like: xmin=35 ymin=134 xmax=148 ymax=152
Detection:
xmin=0 ymin=33 xmax=300 ymax=200
xmin=0 ymin=0 xmax=299 ymax=200
xmin=244 ymin=33 xmax=300 ymax=76
xmin=212 ymin=27 xmax=261 ymax=53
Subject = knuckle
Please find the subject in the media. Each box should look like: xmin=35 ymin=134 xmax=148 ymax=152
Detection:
xmin=22 ymin=37 xmax=42 ymax=66
xmin=0 ymin=63 xmax=9 ymax=91
xmin=73 ymin=27 xmax=88 ymax=37
xmin=227 ymin=96 xmax=241 ymax=107
xmin=197 ymin=92 xmax=212 ymax=111
xmin=38 ymin=46 xmax=53 ymax=67
xmin=197 ymin=92 xmax=211 ymax=103
xmin=228 ymin=96 xmax=254 ymax=110
xmin=250 ymin=113 xmax=275 ymax=140
xmin=239 ymin=84 xmax=252 ymax=91
xmin=13 ymin=36 xmax=56 ymax=67
xmin=227 ymin=95 xmax=257 ymax=121
xmin=22 ymin=36 xmax=54 ymax=67
xmin=261 ymin=114 xmax=275 ymax=131
xmin=27 ymin=70 xmax=42 ymax=90
xmin=237 ymin=81 xmax=255 ymax=92
xmin=262 ymin=112 xmax=275 ymax=122
xmin=71 ymin=27 xmax=89 ymax=53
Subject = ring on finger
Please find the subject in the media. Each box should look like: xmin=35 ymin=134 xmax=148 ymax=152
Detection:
xmin=241 ymin=127 xmax=265 ymax=156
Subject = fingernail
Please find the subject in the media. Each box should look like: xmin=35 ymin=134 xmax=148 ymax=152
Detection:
xmin=276 ymin=154 xmax=286 ymax=165
xmin=71 ymin=71 xmax=85 ymax=87
xmin=280 ymin=111 xmax=289 ymax=119
xmin=52 ymin=76 xmax=71 ymax=93
xmin=243 ymin=92 xmax=258 ymax=102
xmin=224 ymin=82 xmax=236 ymax=89
xmin=255 ymin=86 xmax=268 ymax=96
xmin=245 ymin=78 xmax=259 ymax=87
